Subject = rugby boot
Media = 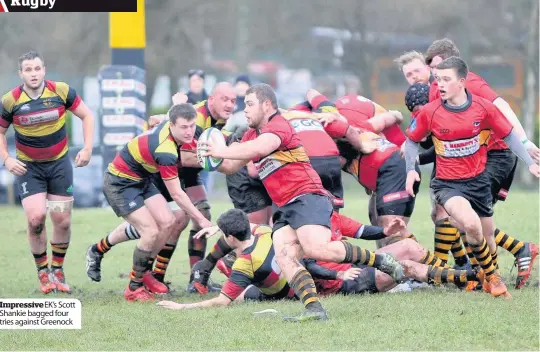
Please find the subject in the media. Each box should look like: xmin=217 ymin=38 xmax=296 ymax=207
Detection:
xmin=216 ymin=259 xmax=232 ymax=278
xmin=142 ymin=271 xmax=169 ymax=294
xmin=38 ymin=268 xmax=56 ymax=294
xmin=85 ymin=245 xmax=103 ymax=282
xmin=51 ymin=268 xmax=72 ymax=293
xmin=124 ymin=285 xmax=155 ymax=302
xmin=377 ymin=253 xmax=406 ymax=282
xmin=515 ymin=242 xmax=539 ymax=289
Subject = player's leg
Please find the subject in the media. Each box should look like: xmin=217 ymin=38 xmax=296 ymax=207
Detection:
xmin=18 ymin=162 xmax=54 ymax=294
xmin=102 ymin=173 xmax=159 ymax=301
xmin=185 ymin=183 xmax=210 ymax=269
xmin=288 ymin=195 xmax=405 ymax=287
xmin=151 ymin=206 xmax=190 ymax=284
xmin=375 ymin=238 xmax=448 ymax=268
xmin=45 ymin=156 xmax=75 ymax=293
xmin=399 ymin=260 xmax=478 ymax=288
xmin=442 ymin=191 xmax=508 ymax=298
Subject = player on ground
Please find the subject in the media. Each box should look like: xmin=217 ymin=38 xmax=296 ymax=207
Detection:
xmin=404 ymin=56 xmax=540 ymax=298
xmin=0 ymin=51 xmax=95 ymax=294
xmin=424 ymin=39 xmax=539 ymax=288
xmin=157 ymin=209 xmax=294 ymax=310
xmin=199 ymin=83 xmax=405 ymax=322
xmin=102 ymin=104 xmax=212 ymax=301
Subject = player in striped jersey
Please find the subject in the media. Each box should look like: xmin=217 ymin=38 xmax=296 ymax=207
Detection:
xmin=0 ymin=51 xmax=95 ymax=294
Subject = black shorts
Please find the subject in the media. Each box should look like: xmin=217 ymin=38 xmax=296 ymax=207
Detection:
xmin=272 ymin=193 xmax=333 ymax=232
xmin=431 ymin=172 xmax=493 ymax=218
xmin=376 ymin=151 xmax=420 ymax=217
xmin=226 ymin=167 xmax=272 ymax=214
xmin=16 ymin=155 xmax=73 ymax=200
xmin=102 ymin=172 xmax=160 ymax=217
xmin=150 ymin=173 xmax=173 ymax=202
xmin=339 ymin=265 xmax=378 ymax=295
xmin=485 ymin=149 xmax=517 ymax=203
xmin=180 ymin=167 xmax=203 ymax=189
xmin=310 ymin=156 xmax=344 ymax=209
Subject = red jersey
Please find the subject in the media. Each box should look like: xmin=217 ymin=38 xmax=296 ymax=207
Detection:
xmin=314 ymin=211 xmax=362 ymax=295
xmin=241 ymin=112 xmax=327 ymax=207
xmin=408 ymin=92 xmax=512 ymax=180
xmin=430 ymin=72 xmax=506 ymax=151
xmin=335 ymin=95 xmax=406 ymax=146
xmin=282 ymin=110 xmax=348 ymax=157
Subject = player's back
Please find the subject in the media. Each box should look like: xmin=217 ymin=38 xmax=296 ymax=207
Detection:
xmin=232 ymin=229 xmax=291 ymax=298
xmin=281 ymin=111 xmax=339 ymax=157
xmin=108 ymin=121 xmax=179 ymax=181
xmin=0 ymin=80 xmax=81 ymax=162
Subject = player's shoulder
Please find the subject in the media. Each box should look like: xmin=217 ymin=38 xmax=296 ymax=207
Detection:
xmin=466 ymin=72 xmax=488 ymax=84
xmin=469 ymin=93 xmax=493 ymax=111
xmin=231 ymin=255 xmax=255 ymax=278
xmin=421 ymin=99 xmax=443 ymax=115
xmin=194 ymin=100 xmax=208 ymax=113
xmin=281 ymin=110 xmax=311 ymax=120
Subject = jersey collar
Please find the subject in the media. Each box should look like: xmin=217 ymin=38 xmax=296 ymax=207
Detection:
xmin=442 ymin=89 xmax=472 ymax=113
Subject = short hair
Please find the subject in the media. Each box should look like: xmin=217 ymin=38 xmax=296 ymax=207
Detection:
xmin=168 ymin=103 xmax=197 ymax=124
xmin=394 ymin=51 xmax=426 ymax=70
xmin=217 ymin=209 xmax=251 ymax=241
xmin=435 ymin=56 xmax=468 ymax=79
xmin=18 ymin=51 xmax=45 ymax=70
xmin=245 ymin=83 xmax=278 ymax=109
xmin=425 ymin=38 xmax=460 ymax=66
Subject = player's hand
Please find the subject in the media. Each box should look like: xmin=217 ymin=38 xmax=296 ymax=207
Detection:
xmin=74 ymin=148 xmax=92 ymax=167
xmin=172 ymin=92 xmax=188 ymax=105
xmin=337 ymin=267 xmax=362 ymax=281
xmin=383 ymin=218 xmax=407 ymax=237
xmin=405 ymin=170 xmax=420 ymax=197
xmin=197 ymin=218 xmax=213 ymax=230
xmin=389 ymin=110 xmax=403 ymax=124
xmin=528 ymin=163 xmax=540 ymax=178
xmin=316 ymin=112 xmax=339 ymax=127
xmin=157 ymin=301 xmax=187 ymax=310
xmin=525 ymin=142 xmax=540 ymax=164
xmin=195 ymin=225 xmax=221 ymax=239
xmin=400 ymin=142 xmax=406 ymax=158
xmin=148 ymin=114 xmax=166 ymax=129
xmin=199 ymin=138 xmax=226 ymax=159
xmin=4 ymin=157 xmax=27 ymax=176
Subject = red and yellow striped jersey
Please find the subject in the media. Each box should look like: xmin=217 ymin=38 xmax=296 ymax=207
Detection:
xmin=0 ymin=80 xmax=81 ymax=162
xmin=221 ymin=225 xmax=293 ymax=301
xmin=108 ymin=121 xmax=180 ymax=182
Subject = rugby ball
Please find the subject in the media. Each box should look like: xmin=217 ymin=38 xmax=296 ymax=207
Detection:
xmin=196 ymin=127 xmax=225 ymax=171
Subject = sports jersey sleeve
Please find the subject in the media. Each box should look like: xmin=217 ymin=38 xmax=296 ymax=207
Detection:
xmin=54 ymin=82 xmax=82 ymax=111
xmin=337 ymin=213 xmax=362 ymax=238
xmin=429 ymin=81 xmax=440 ymax=102
xmin=406 ymin=109 xmax=430 ymax=143
xmin=485 ymin=101 xmax=512 ymax=140
xmin=221 ymin=258 xmax=254 ymax=301
xmin=382 ymin=124 xmax=406 ymax=146
xmin=0 ymin=97 xmax=13 ymax=128
xmin=310 ymin=94 xmax=339 ymax=114
xmin=324 ymin=119 xmax=349 ymax=139
xmin=155 ymin=142 xmax=180 ymax=180
xmin=468 ymin=75 xmax=499 ymax=102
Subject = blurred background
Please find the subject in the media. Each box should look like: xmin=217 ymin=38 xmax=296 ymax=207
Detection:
xmin=0 ymin=0 xmax=538 ymax=207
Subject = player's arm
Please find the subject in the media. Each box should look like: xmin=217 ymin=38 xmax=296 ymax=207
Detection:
xmin=302 ymin=258 xmax=338 ymax=280
xmin=486 ymin=104 xmax=539 ymax=176
xmin=0 ymin=101 xmax=26 ymax=176
xmin=179 ymin=151 xmax=200 ymax=168
xmin=338 ymin=213 xmax=396 ymax=240
xmin=62 ymin=84 xmax=94 ymax=167
xmin=404 ymin=109 xmax=431 ymax=196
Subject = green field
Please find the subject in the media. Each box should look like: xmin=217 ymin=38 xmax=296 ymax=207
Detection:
xmin=0 ymin=185 xmax=538 ymax=351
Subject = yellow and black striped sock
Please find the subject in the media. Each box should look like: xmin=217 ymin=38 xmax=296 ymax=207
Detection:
xmin=461 ymin=234 xmax=480 ymax=269
xmin=50 ymin=242 xmax=69 ymax=270
xmin=341 ymin=241 xmax=382 ymax=267
xmin=188 ymin=229 xmax=207 ymax=269
xmin=129 ymin=247 xmax=152 ymax=291
xmin=427 ymin=265 xmax=478 ymax=286
xmin=290 ymin=268 xmax=322 ymax=310
xmin=495 ymin=228 xmax=525 ymax=257
xmin=33 ymin=251 xmax=48 ymax=271
xmin=152 ymin=243 xmax=177 ymax=282
xmin=421 ymin=250 xmax=449 ymax=268
xmin=470 ymin=238 xmax=497 ymax=278
xmin=434 ymin=219 xmax=457 ymax=264
xmin=490 ymin=251 xmax=498 ymax=269
xmin=94 ymin=234 xmax=113 ymax=255
xmin=450 ymin=232 xmax=469 ymax=267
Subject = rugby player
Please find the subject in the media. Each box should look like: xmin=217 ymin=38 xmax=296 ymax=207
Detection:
xmin=157 ymin=209 xmax=295 ymax=310
xmin=102 ymin=104 xmax=212 ymax=301
xmin=425 ymin=39 xmax=539 ymax=288
xmin=199 ymin=83 xmax=405 ymax=322
xmin=404 ymin=56 xmax=540 ymax=298
xmin=0 ymin=51 xmax=95 ymax=294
